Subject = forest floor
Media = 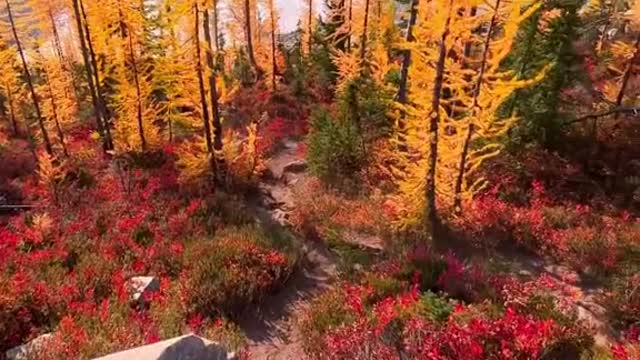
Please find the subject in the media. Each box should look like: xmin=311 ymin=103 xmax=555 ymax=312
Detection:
xmin=237 ymin=141 xmax=615 ymax=359
xmin=237 ymin=140 xmax=338 ymax=360
xmin=475 ymin=249 xmax=614 ymax=346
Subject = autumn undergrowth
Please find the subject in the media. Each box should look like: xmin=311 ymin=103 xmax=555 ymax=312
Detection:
xmin=0 ymin=130 xmax=299 ymax=358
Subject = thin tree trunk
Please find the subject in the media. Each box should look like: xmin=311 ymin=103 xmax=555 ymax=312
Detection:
xmin=307 ymin=0 xmax=313 ymax=54
xmin=195 ymin=2 xmax=214 ymax=172
xmin=359 ymin=0 xmax=370 ymax=61
xmin=243 ymin=0 xmax=262 ymax=78
xmin=48 ymin=8 xmax=80 ymax=104
xmin=78 ymin=0 xmax=114 ymax=150
xmin=168 ymin=100 xmax=173 ymax=143
xmin=426 ymin=0 xmax=453 ymax=231
xmin=396 ymin=0 xmax=419 ymax=152
xmin=49 ymin=12 xmax=79 ymax=103
xmin=453 ymin=0 xmax=500 ymax=214
xmin=614 ymin=34 xmax=640 ymax=120
xmin=22 ymin=114 xmax=38 ymax=163
xmin=49 ymin=10 xmax=65 ymax=64
xmin=126 ymin=28 xmax=147 ymax=151
xmin=204 ymin=8 xmax=225 ymax=184
xmin=44 ymin=71 xmax=69 ymax=157
xmin=5 ymin=0 xmax=53 ymax=155
xmin=269 ymin=0 xmax=277 ymax=90
xmin=5 ymin=82 xmax=19 ymax=136
xmin=72 ymin=0 xmax=107 ymax=149
xmin=347 ymin=0 xmax=352 ymax=52
xmin=118 ymin=8 xmax=128 ymax=38
xmin=213 ymin=0 xmax=220 ymax=52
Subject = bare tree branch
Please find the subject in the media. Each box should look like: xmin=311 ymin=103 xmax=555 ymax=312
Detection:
xmin=566 ymin=107 xmax=640 ymax=125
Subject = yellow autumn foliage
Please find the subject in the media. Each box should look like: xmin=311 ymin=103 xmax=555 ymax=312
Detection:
xmin=393 ymin=0 xmax=546 ymax=228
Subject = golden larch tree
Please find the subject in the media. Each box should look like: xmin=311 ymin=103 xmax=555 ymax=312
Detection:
xmin=394 ymin=0 xmax=545 ymax=229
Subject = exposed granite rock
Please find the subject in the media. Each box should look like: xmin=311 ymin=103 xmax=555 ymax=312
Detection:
xmin=128 ymin=276 xmax=160 ymax=303
xmin=93 ymin=334 xmax=236 ymax=360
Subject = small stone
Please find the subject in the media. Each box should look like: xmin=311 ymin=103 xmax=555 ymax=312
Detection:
xmin=282 ymin=160 xmax=307 ymax=174
xmin=283 ymin=140 xmax=298 ymax=149
xmin=6 ymin=333 xmax=53 ymax=360
xmin=128 ymin=276 xmax=160 ymax=303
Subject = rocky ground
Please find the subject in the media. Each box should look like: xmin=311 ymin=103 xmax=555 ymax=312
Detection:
xmin=237 ymin=140 xmax=614 ymax=359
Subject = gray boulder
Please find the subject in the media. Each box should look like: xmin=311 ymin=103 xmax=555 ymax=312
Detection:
xmin=93 ymin=334 xmax=236 ymax=360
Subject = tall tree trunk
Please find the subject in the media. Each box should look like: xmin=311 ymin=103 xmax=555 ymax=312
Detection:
xmin=72 ymin=0 xmax=106 ymax=149
xmin=44 ymin=71 xmax=69 ymax=157
xmin=614 ymin=34 xmax=640 ymax=120
xmin=5 ymin=0 xmax=53 ymax=155
xmin=4 ymin=81 xmax=19 ymax=136
xmin=269 ymin=0 xmax=277 ymax=90
xmin=168 ymin=99 xmax=173 ymax=143
xmin=453 ymin=0 xmax=499 ymax=214
xmin=49 ymin=10 xmax=65 ymax=64
xmin=359 ymin=0 xmax=370 ymax=60
xmin=396 ymin=0 xmax=419 ymax=152
xmin=213 ymin=0 xmax=220 ymax=52
xmin=426 ymin=0 xmax=453 ymax=232
xmin=195 ymin=2 xmax=215 ymax=174
xmin=78 ymin=0 xmax=114 ymax=150
xmin=307 ymin=0 xmax=313 ymax=54
xmin=49 ymin=12 xmax=79 ymax=103
xmin=22 ymin=112 xmax=38 ymax=163
xmin=117 ymin=8 xmax=128 ymax=38
xmin=347 ymin=0 xmax=352 ymax=52
xmin=53 ymin=7 xmax=83 ymax=101
xmin=204 ymin=8 xmax=225 ymax=184
xmin=243 ymin=0 xmax=262 ymax=78
xmin=80 ymin=0 xmax=111 ymax=125
xmin=125 ymin=27 xmax=147 ymax=151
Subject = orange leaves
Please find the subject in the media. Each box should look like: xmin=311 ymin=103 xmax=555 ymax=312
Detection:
xmin=370 ymin=41 xmax=395 ymax=86
xmin=629 ymin=1 xmax=640 ymax=29
xmin=611 ymin=40 xmax=639 ymax=61
xmin=333 ymin=49 xmax=362 ymax=94
xmin=538 ymin=9 xmax=562 ymax=33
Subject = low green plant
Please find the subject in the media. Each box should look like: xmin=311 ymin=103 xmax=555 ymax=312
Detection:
xmin=415 ymin=291 xmax=455 ymax=323
xmin=306 ymin=108 xmax=365 ymax=186
xmin=365 ymin=274 xmax=406 ymax=305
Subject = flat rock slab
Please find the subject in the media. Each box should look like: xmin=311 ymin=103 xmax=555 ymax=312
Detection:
xmin=342 ymin=230 xmax=385 ymax=251
xmin=281 ymin=161 xmax=307 ymax=175
xmin=128 ymin=276 xmax=160 ymax=303
xmin=93 ymin=334 xmax=236 ymax=360
xmin=266 ymin=141 xmax=303 ymax=179
xmin=6 ymin=333 xmax=53 ymax=360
